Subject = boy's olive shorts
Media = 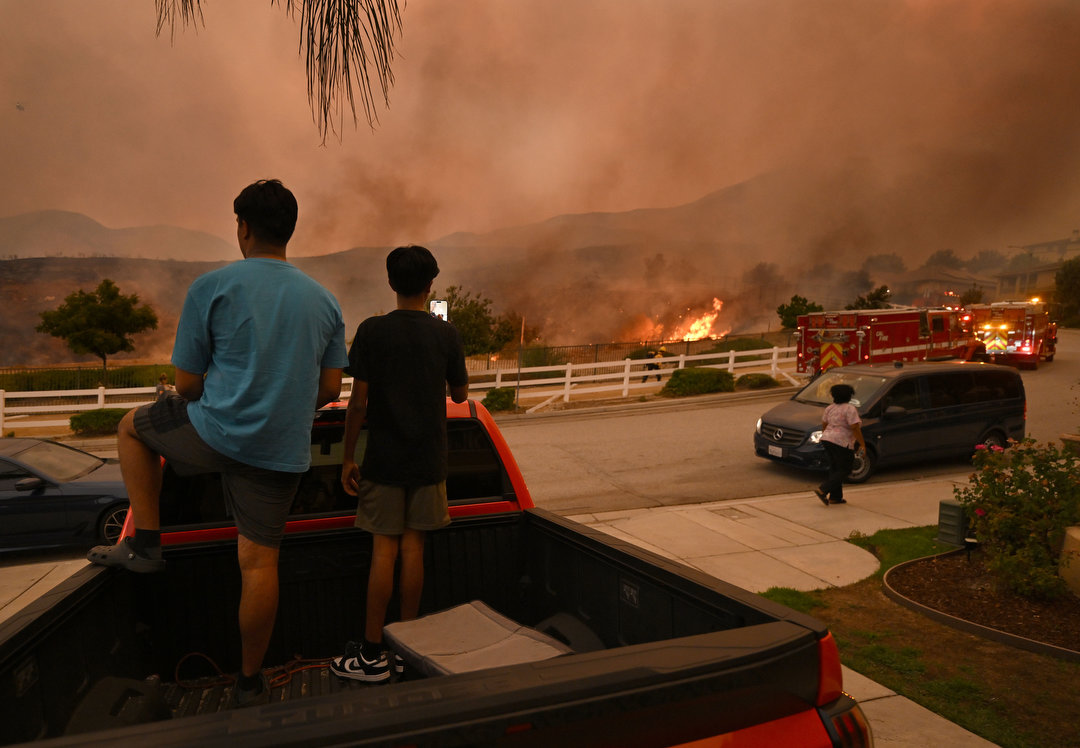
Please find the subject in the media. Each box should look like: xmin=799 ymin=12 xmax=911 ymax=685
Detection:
xmin=353 ymin=479 xmax=450 ymax=535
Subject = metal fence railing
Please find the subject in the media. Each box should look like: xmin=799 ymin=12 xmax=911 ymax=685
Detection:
xmin=0 ymin=364 xmax=165 ymax=392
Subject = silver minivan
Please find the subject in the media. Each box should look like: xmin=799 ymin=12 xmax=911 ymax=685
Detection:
xmin=753 ymin=361 xmax=1026 ymax=482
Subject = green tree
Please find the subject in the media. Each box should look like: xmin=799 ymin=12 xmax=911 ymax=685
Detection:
xmin=965 ymin=250 xmax=1007 ymax=272
xmin=958 ymin=284 xmax=984 ymax=306
xmin=1055 ymin=257 xmax=1080 ymax=321
xmin=441 ymin=286 xmax=516 ymax=356
xmin=36 ymin=279 xmax=158 ymax=384
xmin=499 ymin=311 xmax=543 ymax=348
xmin=860 ymin=253 xmax=907 ymax=274
xmin=922 ymin=249 xmax=964 ymax=269
xmin=158 ymin=0 xmax=403 ymax=139
xmin=775 ymin=295 xmax=823 ymax=329
xmin=845 ymin=285 xmax=891 ymax=310
xmin=1008 ymin=252 xmax=1037 ymax=271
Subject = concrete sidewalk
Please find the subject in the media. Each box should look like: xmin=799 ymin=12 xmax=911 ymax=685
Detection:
xmin=0 ymin=473 xmax=997 ymax=747
xmin=566 ymin=476 xmax=959 ymax=593
xmin=568 ymin=475 xmax=997 ymax=747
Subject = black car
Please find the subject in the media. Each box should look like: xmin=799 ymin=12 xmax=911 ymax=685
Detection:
xmin=0 ymin=438 xmax=128 ymax=551
xmin=753 ymin=361 xmax=1026 ymax=482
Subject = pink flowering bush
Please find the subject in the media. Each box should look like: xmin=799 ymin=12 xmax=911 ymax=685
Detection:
xmin=954 ymin=439 xmax=1080 ymax=600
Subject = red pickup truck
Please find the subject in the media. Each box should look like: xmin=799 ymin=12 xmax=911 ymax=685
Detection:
xmin=0 ymin=399 xmax=872 ymax=747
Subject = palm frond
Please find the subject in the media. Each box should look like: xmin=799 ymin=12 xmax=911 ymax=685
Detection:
xmin=155 ymin=0 xmax=403 ymax=139
xmin=154 ymin=0 xmax=204 ymax=41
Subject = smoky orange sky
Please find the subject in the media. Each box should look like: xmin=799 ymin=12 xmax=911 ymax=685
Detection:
xmin=4 ymin=0 xmax=1080 ymax=261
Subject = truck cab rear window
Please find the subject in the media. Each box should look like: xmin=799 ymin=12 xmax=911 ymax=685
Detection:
xmin=158 ymin=418 xmax=509 ymax=529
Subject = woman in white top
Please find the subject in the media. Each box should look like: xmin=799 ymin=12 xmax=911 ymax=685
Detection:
xmin=815 ymin=383 xmax=866 ymax=506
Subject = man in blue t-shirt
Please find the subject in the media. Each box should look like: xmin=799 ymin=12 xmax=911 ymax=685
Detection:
xmin=88 ymin=179 xmax=349 ymax=707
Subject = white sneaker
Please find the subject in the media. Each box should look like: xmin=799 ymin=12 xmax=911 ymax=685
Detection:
xmin=329 ymin=641 xmax=390 ymax=682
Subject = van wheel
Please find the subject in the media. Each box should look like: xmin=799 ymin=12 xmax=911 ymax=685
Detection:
xmin=98 ymin=505 xmax=129 ymax=545
xmin=979 ymin=431 xmax=1007 ymax=451
xmin=847 ymin=448 xmax=875 ymax=483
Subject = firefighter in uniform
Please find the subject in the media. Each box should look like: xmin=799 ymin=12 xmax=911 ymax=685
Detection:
xmin=642 ymin=346 xmax=666 ymax=383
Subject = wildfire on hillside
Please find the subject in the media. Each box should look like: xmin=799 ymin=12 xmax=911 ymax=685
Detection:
xmin=672 ymin=297 xmax=727 ymax=341
xmin=618 ymin=297 xmax=729 ymax=343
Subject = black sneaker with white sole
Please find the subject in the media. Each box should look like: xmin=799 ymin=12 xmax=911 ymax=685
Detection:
xmin=393 ymin=653 xmax=405 ymax=675
xmin=329 ymin=641 xmax=390 ymax=683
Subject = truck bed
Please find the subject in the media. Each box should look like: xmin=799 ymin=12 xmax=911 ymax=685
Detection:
xmin=0 ymin=509 xmax=847 ymax=747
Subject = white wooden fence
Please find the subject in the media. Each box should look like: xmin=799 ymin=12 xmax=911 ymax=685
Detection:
xmin=0 ymin=345 xmax=798 ymax=431
xmin=468 ymin=346 xmax=799 ymax=412
xmin=1 ymin=386 xmax=157 ymax=432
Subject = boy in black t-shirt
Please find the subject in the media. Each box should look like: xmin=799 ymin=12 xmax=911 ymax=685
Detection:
xmin=330 ymin=245 xmax=469 ymax=682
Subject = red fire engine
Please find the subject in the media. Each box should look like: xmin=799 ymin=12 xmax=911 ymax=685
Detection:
xmin=967 ymin=299 xmax=1057 ymax=369
xmin=795 ymin=307 xmax=981 ymax=375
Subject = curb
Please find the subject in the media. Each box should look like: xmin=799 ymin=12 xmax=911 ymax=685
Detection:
xmin=882 ymin=550 xmax=1080 ymax=664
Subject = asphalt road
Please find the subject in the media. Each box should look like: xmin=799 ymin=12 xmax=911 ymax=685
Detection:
xmin=499 ymin=328 xmax=1080 ymax=516
xmin=5 ymin=330 xmax=1075 ymax=559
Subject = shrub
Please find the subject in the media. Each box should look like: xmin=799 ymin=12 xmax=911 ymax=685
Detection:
xmin=482 ymin=387 xmax=517 ymax=412
xmin=70 ymin=408 xmax=129 ymax=436
xmin=702 ymin=337 xmax=772 ymax=354
xmin=954 ymin=438 xmax=1080 ymax=600
xmin=507 ymin=346 xmax=569 ymax=381
xmin=660 ymin=367 xmax=734 ymax=397
xmin=626 ymin=346 xmax=657 ymax=360
xmin=736 ymin=373 xmax=779 ymax=390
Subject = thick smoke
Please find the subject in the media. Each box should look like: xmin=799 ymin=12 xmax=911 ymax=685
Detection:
xmin=4 ymin=1 xmax=1080 ymax=347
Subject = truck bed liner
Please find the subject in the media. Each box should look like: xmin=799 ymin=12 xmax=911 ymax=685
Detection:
xmin=2 ymin=509 xmax=842 ymax=746
xmin=164 ymin=665 xmax=368 ymax=716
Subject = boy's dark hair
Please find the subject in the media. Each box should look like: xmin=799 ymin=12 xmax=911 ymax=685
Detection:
xmin=233 ymin=179 xmax=298 ymax=246
xmin=830 ymin=383 xmax=855 ymax=404
xmin=387 ymin=245 xmax=440 ymax=296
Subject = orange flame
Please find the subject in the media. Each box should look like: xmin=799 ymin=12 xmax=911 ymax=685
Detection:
xmin=617 ymin=297 xmax=727 ymax=343
xmin=672 ymin=298 xmax=726 ymax=341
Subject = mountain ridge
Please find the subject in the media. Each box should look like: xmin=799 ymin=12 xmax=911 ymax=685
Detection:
xmin=0 ymin=210 xmax=235 ymax=262
xmin=3 ymin=161 xmax=1074 ymax=366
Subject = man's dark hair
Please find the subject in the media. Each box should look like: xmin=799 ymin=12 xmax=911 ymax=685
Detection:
xmin=233 ymin=179 xmax=298 ymax=246
xmin=386 ymin=245 xmax=440 ymax=296
xmin=830 ymin=383 xmax=855 ymax=404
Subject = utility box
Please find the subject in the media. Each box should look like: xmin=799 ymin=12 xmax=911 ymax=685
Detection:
xmin=937 ymin=499 xmax=969 ymax=547
xmin=1060 ymin=527 xmax=1080 ymax=597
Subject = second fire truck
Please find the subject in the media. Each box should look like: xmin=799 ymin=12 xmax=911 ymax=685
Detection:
xmin=967 ymin=298 xmax=1057 ymax=369
xmin=794 ymin=306 xmax=981 ymax=375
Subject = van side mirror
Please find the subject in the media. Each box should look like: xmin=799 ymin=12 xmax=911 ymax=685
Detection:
xmin=883 ymin=405 xmax=906 ymax=419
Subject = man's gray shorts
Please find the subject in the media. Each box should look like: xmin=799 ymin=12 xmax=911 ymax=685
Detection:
xmin=133 ymin=394 xmax=302 ymax=548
